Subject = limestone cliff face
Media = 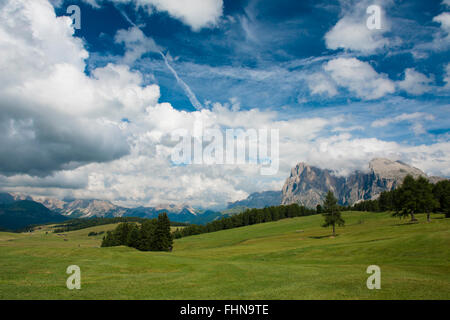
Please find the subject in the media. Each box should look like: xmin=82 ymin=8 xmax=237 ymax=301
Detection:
xmin=281 ymin=163 xmax=345 ymax=208
xmin=281 ymin=158 xmax=443 ymax=207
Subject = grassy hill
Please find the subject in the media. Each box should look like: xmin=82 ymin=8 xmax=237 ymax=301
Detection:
xmin=0 ymin=211 xmax=448 ymax=299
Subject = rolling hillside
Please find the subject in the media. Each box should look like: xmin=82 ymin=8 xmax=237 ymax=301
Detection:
xmin=0 ymin=211 xmax=448 ymax=299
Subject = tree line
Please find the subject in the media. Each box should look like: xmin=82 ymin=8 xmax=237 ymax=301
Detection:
xmin=101 ymin=213 xmax=173 ymax=252
xmin=351 ymin=176 xmax=450 ymax=221
xmin=53 ymin=216 xmax=187 ymax=233
xmin=172 ymin=204 xmax=316 ymax=239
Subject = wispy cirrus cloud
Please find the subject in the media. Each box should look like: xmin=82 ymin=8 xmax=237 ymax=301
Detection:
xmin=371 ymin=112 xmax=435 ymax=135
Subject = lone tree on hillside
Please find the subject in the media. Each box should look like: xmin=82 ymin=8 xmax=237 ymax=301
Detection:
xmin=322 ymin=191 xmax=345 ymax=236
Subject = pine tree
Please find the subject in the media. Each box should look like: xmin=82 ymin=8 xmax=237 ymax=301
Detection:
xmin=138 ymin=219 xmax=157 ymax=251
xmin=151 ymin=213 xmax=173 ymax=251
xmin=379 ymin=191 xmax=393 ymax=211
xmin=322 ymin=191 xmax=345 ymax=236
xmin=126 ymin=224 xmax=140 ymax=248
xmin=316 ymin=204 xmax=322 ymax=214
xmin=114 ymin=222 xmax=133 ymax=245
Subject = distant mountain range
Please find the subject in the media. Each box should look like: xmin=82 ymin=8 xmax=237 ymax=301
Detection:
xmin=0 ymin=200 xmax=67 ymax=230
xmin=225 ymin=191 xmax=282 ymax=213
xmin=123 ymin=206 xmax=223 ymax=224
xmin=0 ymin=193 xmax=224 ymax=230
xmin=34 ymin=197 xmax=128 ymax=219
xmin=1 ymin=158 xmax=446 ymax=230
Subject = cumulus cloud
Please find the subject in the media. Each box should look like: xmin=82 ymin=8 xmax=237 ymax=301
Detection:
xmin=325 ymin=0 xmax=391 ymax=54
xmin=307 ymin=72 xmax=338 ymax=97
xmin=0 ymin=0 xmax=159 ymax=176
xmin=82 ymin=0 xmax=223 ymax=31
xmin=397 ymin=68 xmax=434 ymax=95
xmin=322 ymin=58 xmax=395 ymax=100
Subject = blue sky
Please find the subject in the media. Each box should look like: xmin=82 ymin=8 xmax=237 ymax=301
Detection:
xmin=0 ymin=0 xmax=449 ymax=208
xmin=52 ymin=0 xmax=449 ymax=143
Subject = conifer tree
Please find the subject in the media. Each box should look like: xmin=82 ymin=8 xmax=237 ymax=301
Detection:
xmin=138 ymin=219 xmax=157 ymax=251
xmin=322 ymin=191 xmax=345 ymax=236
xmin=316 ymin=204 xmax=322 ymax=214
xmin=126 ymin=224 xmax=140 ymax=248
xmin=151 ymin=213 xmax=173 ymax=251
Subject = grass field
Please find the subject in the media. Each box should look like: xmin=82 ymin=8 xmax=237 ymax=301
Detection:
xmin=0 ymin=211 xmax=449 ymax=299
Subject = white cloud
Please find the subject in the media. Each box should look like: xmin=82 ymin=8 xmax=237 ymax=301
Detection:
xmin=323 ymin=58 xmax=395 ymax=100
xmin=324 ymin=0 xmax=391 ymax=54
xmin=83 ymin=0 xmax=224 ymax=31
xmin=307 ymin=72 xmax=338 ymax=97
xmin=371 ymin=112 xmax=434 ymax=127
xmin=414 ymin=6 xmax=450 ymax=55
xmin=0 ymin=0 xmax=159 ymax=175
xmin=371 ymin=112 xmax=435 ymax=135
xmin=325 ymin=17 xmax=388 ymax=54
xmin=115 ymin=27 xmax=162 ymax=64
xmin=433 ymin=12 xmax=450 ymax=32
xmin=397 ymin=68 xmax=434 ymax=95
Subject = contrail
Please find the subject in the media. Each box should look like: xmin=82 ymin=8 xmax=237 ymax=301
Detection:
xmin=118 ymin=8 xmax=203 ymax=110
xmin=159 ymin=51 xmax=203 ymax=110
xmin=118 ymin=9 xmax=137 ymax=27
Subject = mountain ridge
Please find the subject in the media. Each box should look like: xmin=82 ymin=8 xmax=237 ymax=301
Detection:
xmin=0 ymin=200 xmax=67 ymax=230
xmin=281 ymin=158 xmax=446 ymax=208
xmin=0 ymin=193 xmax=222 ymax=225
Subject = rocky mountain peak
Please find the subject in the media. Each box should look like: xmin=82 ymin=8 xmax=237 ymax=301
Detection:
xmin=282 ymin=158 xmax=443 ymax=208
xmin=369 ymin=158 xmax=424 ymax=179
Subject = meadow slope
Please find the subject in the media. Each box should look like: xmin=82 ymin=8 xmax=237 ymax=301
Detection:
xmin=0 ymin=212 xmax=449 ymax=299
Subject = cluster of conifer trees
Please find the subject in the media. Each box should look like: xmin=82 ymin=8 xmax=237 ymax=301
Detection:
xmin=352 ymin=176 xmax=450 ymax=221
xmin=101 ymin=213 xmax=173 ymax=251
xmin=172 ymin=204 xmax=316 ymax=239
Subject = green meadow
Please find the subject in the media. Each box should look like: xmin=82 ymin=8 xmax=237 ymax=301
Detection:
xmin=0 ymin=211 xmax=449 ymax=299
